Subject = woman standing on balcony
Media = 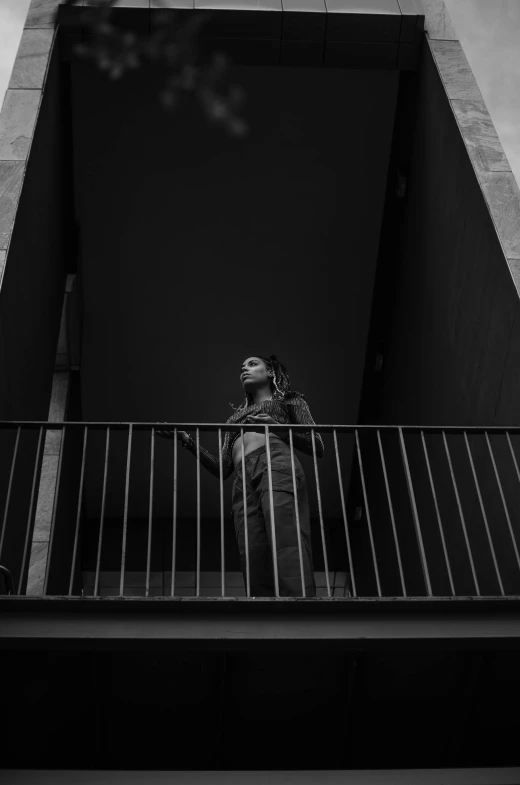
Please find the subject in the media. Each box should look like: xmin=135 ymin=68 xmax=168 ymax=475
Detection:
xmin=160 ymin=355 xmax=323 ymax=598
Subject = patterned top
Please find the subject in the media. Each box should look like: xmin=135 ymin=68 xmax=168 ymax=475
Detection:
xmin=187 ymin=393 xmax=324 ymax=479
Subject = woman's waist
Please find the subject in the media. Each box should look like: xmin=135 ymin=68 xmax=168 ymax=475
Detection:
xmin=232 ymin=432 xmax=288 ymax=469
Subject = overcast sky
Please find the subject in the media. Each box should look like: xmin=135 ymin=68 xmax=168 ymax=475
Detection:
xmin=0 ymin=0 xmax=519 ymax=185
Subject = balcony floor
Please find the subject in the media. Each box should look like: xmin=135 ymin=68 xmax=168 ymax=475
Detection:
xmin=2 ymin=595 xmax=520 ymax=651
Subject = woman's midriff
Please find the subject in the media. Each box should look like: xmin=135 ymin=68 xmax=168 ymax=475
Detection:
xmin=232 ymin=432 xmax=285 ymax=470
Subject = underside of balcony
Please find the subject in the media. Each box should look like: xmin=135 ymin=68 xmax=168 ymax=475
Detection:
xmin=2 ymin=595 xmax=520 ymax=770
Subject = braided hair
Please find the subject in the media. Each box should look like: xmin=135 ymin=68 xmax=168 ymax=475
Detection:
xmin=229 ymin=354 xmax=304 ymax=411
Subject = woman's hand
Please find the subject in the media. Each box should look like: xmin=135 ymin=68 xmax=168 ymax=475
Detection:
xmin=246 ymin=414 xmax=276 ymax=425
xmin=156 ymin=426 xmax=191 ymax=445
xmin=245 ymin=414 xmax=288 ymax=437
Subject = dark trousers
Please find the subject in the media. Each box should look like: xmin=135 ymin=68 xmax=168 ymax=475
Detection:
xmin=231 ymin=439 xmax=316 ymax=597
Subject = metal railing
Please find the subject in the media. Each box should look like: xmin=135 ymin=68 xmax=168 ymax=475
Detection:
xmin=1 ymin=422 xmax=520 ymax=599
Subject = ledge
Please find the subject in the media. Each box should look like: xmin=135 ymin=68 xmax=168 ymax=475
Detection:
xmin=2 ymin=595 xmax=520 ymax=650
xmin=51 ymin=0 xmax=425 ymax=69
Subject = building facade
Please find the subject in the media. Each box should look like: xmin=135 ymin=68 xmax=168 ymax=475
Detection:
xmin=1 ymin=0 xmax=520 ymax=781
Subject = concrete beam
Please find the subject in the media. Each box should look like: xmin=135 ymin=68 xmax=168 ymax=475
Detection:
xmin=25 ymin=0 xmax=66 ymax=29
xmin=418 ymin=0 xmax=457 ymax=41
xmin=0 ymin=20 xmax=55 ymax=255
xmin=3 ymin=770 xmax=520 ymax=785
xmin=25 ymin=371 xmax=70 ymax=595
xmin=421 ymin=2 xmax=520 ymax=299
xmin=2 ymin=596 xmax=520 ymax=650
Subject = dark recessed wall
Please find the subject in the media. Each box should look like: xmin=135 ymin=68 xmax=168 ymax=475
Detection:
xmin=71 ymin=61 xmax=399 ymax=522
xmin=379 ymin=44 xmax=519 ymax=427
xmin=360 ymin=43 xmax=520 ymax=597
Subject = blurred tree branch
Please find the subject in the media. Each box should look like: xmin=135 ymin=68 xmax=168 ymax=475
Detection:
xmin=55 ymin=0 xmax=248 ymax=137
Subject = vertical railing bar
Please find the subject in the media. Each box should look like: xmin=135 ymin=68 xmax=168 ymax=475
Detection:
xmin=442 ymin=430 xmax=479 ymax=596
xmin=399 ymin=427 xmax=433 ymax=597
xmin=289 ymin=428 xmax=306 ymax=598
xmin=0 ymin=426 xmax=21 ymax=562
xmin=333 ymin=429 xmax=357 ymax=597
xmin=420 ymin=431 xmax=455 ymax=597
xmin=265 ymin=424 xmax=280 ymax=597
xmin=43 ymin=427 xmax=67 ymax=596
xmin=196 ymin=427 xmax=200 ymax=598
xmin=219 ymin=428 xmax=225 ymax=598
xmin=464 ymin=432 xmax=504 ymax=595
xmin=506 ymin=432 xmax=520 ymax=574
xmin=18 ymin=427 xmax=44 ymax=595
xmin=94 ymin=427 xmax=110 ymax=598
xmin=377 ymin=430 xmax=406 ymax=597
xmin=342 ymin=572 xmax=349 ymax=598
xmin=171 ymin=428 xmax=178 ymax=597
xmin=506 ymin=431 xmax=520 ymax=482
xmin=68 ymin=426 xmax=88 ymax=596
xmin=119 ymin=424 xmax=132 ymax=597
xmin=486 ymin=431 xmax=520 ymax=574
xmin=355 ymin=429 xmax=381 ymax=597
xmin=146 ymin=427 xmax=155 ymax=598
xmin=506 ymin=432 xmax=520 ymax=488
xmin=240 ymin=428 xmax=250 ymax=598
xmin=312 ymin=429 xmax=330 ymax=598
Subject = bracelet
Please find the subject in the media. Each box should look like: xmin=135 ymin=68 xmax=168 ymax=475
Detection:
xmin=182 ymin=433 xmax=195 ymax=451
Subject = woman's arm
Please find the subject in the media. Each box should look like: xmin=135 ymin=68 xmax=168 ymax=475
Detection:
xmin=156 ymin=428 xmax=235 ymax=479
xmin=183 ymin=431 xmax=235 ymax=479
xmin=286 ymin=397 xmax=324 ymax=458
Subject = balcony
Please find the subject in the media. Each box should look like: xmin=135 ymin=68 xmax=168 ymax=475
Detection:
xmin=2 ymin=421 xmax=520 ymax=770
xmin=1 ymin=421 xmax=520 ymax=606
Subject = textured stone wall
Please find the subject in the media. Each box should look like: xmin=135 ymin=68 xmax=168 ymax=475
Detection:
xmin=0 ymin=3 xmax=60 ymax=420
xmin=420 ymin=0 xmax=520 ymax=425
xmin=0 ymin=3 xmax=57 ymax=253
xmin=421 ymin=0 xmax=520 ymax=296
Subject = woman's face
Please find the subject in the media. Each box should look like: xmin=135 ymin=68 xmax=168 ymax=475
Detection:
xmin=240 ymin=357 xmax=270 ymax=391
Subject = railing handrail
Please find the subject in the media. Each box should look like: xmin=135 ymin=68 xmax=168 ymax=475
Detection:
xmin=1 ymin=421 xmax=520 ymax=434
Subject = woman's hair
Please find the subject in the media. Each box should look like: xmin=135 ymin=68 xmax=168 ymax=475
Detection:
xmin=229 ymin=354 xmax=303 ymax=411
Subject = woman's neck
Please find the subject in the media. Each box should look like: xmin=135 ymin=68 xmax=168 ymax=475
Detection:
xmin=249 ymin=388 xmax=273 ymax=406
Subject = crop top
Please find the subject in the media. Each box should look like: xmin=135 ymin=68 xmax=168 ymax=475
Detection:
xmin=186 ymin=393 xmax=324 ymax=479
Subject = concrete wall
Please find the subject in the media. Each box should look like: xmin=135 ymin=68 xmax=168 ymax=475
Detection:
xmin=380 ymin=41 xmax=519 ymax=427
xmin=0 ymin=7 xmax=74 ymax=586
xmin=360 ymin=3 xmax=520 ymax=597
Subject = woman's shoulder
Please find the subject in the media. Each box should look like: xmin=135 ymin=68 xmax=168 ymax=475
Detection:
xmin=283 ymin=390 xmax=307 ymax=405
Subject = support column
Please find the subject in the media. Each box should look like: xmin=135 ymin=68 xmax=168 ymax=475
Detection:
xmin=26 ymin=274 xmax=78 ymax=595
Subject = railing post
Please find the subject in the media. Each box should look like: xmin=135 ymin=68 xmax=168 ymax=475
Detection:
xmin=312 ymin=428 xmax=331 ymax=598
xmin=333 ymin=429 xmax=356 ymax=597
xmin=240 ymin=428 xmax=251 ymax=598
xmin=265 ymin=424 xmax=280 ymax=597
xmin=0 ymin=426 xmax=21 ymax=564
xmin=399 ymin=427 xmax=432 ymax=597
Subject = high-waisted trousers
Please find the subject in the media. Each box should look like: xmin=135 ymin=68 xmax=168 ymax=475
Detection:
xmin=231 ymin=438 xmax=316 ymax=597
